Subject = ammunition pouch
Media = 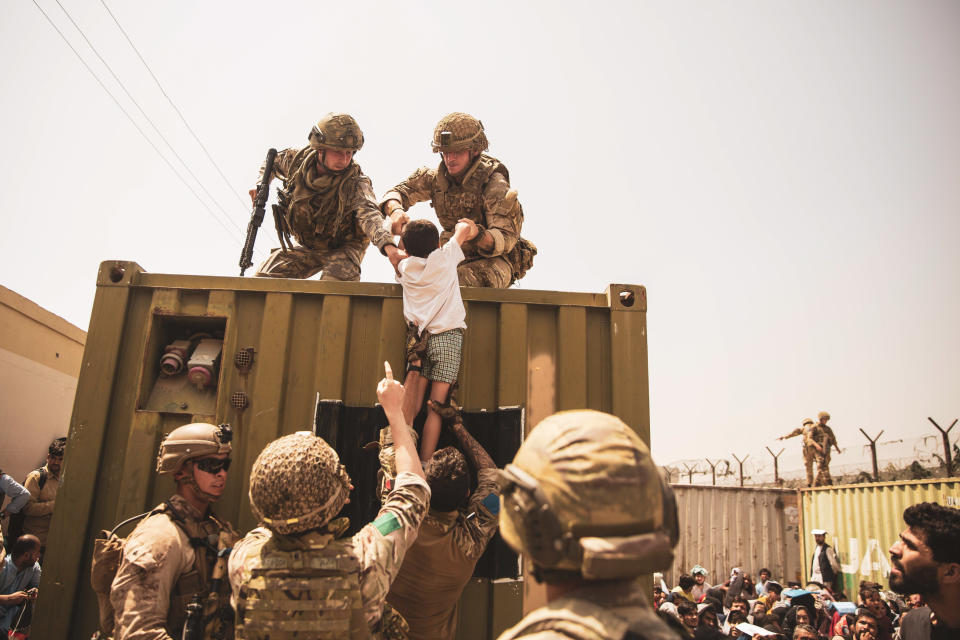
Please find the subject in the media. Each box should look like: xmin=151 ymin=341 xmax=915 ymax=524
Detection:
xmin=506 ymin=237 xmax=537 ymax=283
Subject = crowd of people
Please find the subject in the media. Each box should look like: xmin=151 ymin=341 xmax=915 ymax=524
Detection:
xmin=0 ymin=437 xmax=64 ymax=635
xmin=651 ymin=503 xmax=960 ymax=639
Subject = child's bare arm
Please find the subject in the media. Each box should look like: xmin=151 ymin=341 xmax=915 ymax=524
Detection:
xmin=453 ymin=219 xmax=478 ymax=245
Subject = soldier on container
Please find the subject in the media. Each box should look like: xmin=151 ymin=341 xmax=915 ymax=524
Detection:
xmin=496 ymin=410 xmax=682 ymax=640
xmin=110 ymin=423 xmax=238 ymax=639
xmin=380 ymin=113 xmax=537 ymax=288
xmin=814 ymin=411 xmax=841 ymax=486
xmin=778 ymin=418 xmax=821 ymax=487
xmin=250 ymin=113 xmax=405 ymax=280
xmin=228 ymin=362 xmax=430 ymax=638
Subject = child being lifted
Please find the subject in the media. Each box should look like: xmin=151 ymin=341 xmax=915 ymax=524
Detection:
xmin=396 ymin=216 xmax=479 ymax=465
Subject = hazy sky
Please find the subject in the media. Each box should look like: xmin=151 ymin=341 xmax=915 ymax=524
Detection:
xmin=2 ymin=1 xmax=957 ymax=474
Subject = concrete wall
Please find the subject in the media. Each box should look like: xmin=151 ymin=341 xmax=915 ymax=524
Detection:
xmin=0 ymin=285 xmax=86 ymax=486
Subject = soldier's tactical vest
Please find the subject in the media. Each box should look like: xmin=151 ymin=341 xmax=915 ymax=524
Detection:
xmin=432 ymin=154 xmax=536 ymax=282
xmin=236 ymin=535 xmax=370 ymax=640
xmin=162 ymin=501 xmax=236 ymax=640
xmin=278 ymin=147 xmax=363 ymax=250
xmin=432 ymin=154 xmax=516 ymax=231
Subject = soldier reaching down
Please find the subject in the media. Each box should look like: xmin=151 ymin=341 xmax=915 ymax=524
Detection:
xmin=381 ymin=113 xmax=536 ymax=288
xmin=228 ymin=362 xmax=429 ymax=639
xmin=250 ymin=113 xmax=404 ymax=280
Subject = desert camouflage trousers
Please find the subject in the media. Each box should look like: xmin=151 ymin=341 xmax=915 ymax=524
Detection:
xmin=815 ymin=451 xmax=833 ymax=486
xmin=256 ymin=243 xmax=367 ymax=281
xmin=458 ymin=256 xmax=512 ymax=288
xmin=802 ymin=447 xmax=816 ymax=486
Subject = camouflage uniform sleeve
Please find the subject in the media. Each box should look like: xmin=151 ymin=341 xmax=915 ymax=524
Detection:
xmin=478 ymin=171 xmax=520 ymax=258
xmin=781 ymin=427 xmax=803 ymax=440
xmin=110 ymin=515 xmax=193 ymax=640
xmin=355 ymin=471 xmax=431 ymax=628
xmin=453 ymin=468 xmax=501 ymax=560
xmin=379 ymin=167 xmax=437 ymax=212
xmin=256 ymin=147 xmax=299 ymax=184
xmin=347 ymin=175 xmax=395 ymax=253
xmin=227 ymin=527 xmax=271 ymax=611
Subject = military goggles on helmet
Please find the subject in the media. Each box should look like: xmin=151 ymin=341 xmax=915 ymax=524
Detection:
xmin=195 ymin=457 xmax=232 ymax=474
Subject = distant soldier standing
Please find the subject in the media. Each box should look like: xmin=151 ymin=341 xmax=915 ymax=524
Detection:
xmin=251 ymin=113 xmax=404 ymax=280
xmin=778 ymin=418 xmax=820 ymax=487
xmin=380 ymin=113 xmax=537 ymax=288
xmin=228 ymin=362 xmax=429 ymax=638
xmin=109 ymin=423 xmax=238 ymax=639
xmin=496 ymin=410 xmax=681 ymax=640
xmin=814 ymin=411 xmax=841 ymax=486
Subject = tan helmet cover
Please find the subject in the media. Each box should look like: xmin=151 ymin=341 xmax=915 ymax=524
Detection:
xmin=432 ymin=112 xmax=488 ymax=153
xmin=249 ymin=431 xmax=351 ymax=535
xmin=499 ymin=410 xmax=674 ymax=579
xmin=818 ymin=411 xmax=830 ymax=421
xmin=802 ymin=418 xmax=815 ymax=426
xmin=156 ymin=423 xmax=232 ymax=475
xmin=309 ymin=113 xmax=365 ymax=151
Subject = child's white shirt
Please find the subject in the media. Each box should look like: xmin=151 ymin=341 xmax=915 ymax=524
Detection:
xmin=396 ymin=239 xmax=467 ymax=335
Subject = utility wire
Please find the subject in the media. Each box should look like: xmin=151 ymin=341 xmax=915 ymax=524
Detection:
xmin=51 ymin=0 xmax=245 ymax=240
xmin=30 ymin=0 xmax=243 ymax=245
xmin=98 ymin=0 xmax=253 ymax=213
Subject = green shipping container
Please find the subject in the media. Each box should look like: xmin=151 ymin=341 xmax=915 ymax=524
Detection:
xmin=35 ymin=260 xmax=649 ymax=640
xmin=798 ymin=478 xmax=960 ymax=596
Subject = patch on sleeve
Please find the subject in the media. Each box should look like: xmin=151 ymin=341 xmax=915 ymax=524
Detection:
xmin=372 ymin=512 xmax=401 ymax=536
xmin=481 ymin=493 xmax=500 ymax=515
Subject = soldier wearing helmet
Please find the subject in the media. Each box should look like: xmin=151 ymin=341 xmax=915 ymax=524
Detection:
xmin=380 ymin=112 xmax=537 ymax=289
xmin=495 ymin=410 xmax=681 ymax=640
xmin=228 ymin=362 xmax=430 ymax=639
xmin=250 ymin=113 xmax=405 ymax=280
xmin=814 ymin=411 xmax=841 ymax=486
xmin=110 ymin=423 xmax=238 ymax=639
xmin=778 ymin=418 xmax=821 ymax=487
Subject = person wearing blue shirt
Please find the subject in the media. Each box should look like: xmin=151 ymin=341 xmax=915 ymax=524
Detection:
xmin=0 ymin=472 xmax=31 ymax=518
xmin=0 ymin=534 xmax=41 ymax=634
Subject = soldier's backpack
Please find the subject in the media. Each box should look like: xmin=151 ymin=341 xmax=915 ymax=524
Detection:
xmin=89 ymin=510 xmax=154 ymax=637
xmin=5 ymin=467 xmax=47 ymax=549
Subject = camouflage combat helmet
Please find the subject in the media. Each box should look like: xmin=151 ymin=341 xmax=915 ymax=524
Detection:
xmin=818 ymin=411 xmax=830 ymax=421
xmin=249 ymin=431 xmax=351 ymax=535
xmin=431 ymin=112 xmax=488 ymax=153
xmin=802 ymin=418 xmax=815 ymax=426
xmin=156 ymin=423 xmax=232 ymax=475
xmin=309 ymin=113 xmax=364 ymax=151
xmin=499 ymin=410 xmax=679 ymax=581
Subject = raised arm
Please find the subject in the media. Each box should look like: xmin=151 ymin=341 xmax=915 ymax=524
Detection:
xmin=777 ymin=427 xmax=803 ymax=441
xmin=448 ymin=419 xmax=495 ymax=471
xmin=377 ymin=362 xmax=425 ymax=480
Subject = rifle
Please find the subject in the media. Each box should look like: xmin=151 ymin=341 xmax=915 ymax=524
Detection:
xmin=239 ymin=148 xmax=278 ymax=276
xmin=181 ymin=594 xmax=203 ymax=640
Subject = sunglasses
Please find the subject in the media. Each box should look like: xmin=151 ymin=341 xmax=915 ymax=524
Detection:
xmin=195 ymin=457 xmax=231 ymax=474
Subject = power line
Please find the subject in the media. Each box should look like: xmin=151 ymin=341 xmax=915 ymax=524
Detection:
xmin=98 ymin=0 xmax=253 ymax=214
xmin=29 ymin=0 xmax=243 ymax=246
xmin=50 ymin=0 xmax=246 ymax=241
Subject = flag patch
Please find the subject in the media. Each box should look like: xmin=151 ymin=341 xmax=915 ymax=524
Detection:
xmin=372 ymin=512 xmax=401 ymax=536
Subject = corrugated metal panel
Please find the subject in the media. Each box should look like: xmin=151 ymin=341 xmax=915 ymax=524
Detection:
xmin=36 ymin=260 xmax=649 ymax=640
xmin=798 ymin=478 xmax=960 ymax=597
xmin=666 ymin=485 xmax=801 ymax=587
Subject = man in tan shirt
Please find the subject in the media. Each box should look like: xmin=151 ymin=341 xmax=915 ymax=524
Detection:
xmin=387 ymin=413 xmax=501 ymax=640
xmin=22 ymin=437 xmax=65 ymax=557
